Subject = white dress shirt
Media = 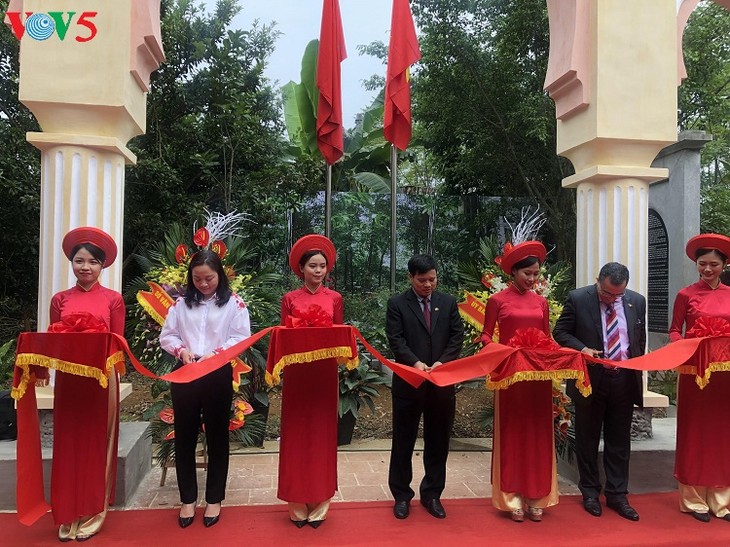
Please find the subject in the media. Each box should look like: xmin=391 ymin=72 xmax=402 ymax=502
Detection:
xmin=160 ymin=293 xmax=251 ymax=359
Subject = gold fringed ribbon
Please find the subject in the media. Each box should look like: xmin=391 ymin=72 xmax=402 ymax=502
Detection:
xmin=487 ymin=370 xmax=591 ymax=397
xmin=265 ymin=346 xmax=359 ymax=386
xmin=12 ymin=351 xmax=125 ymax=400
xmin=264 ymin=326 xmax=359 ymax=386
xmin=677 ymin=360 xmax=730 ymax=389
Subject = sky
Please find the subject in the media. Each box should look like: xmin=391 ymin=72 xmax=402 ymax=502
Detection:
xmin=203 ymin=0 xmax=395 ymax=127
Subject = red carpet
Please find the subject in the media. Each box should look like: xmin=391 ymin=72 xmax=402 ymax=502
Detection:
xmin=3 ymin=493 xmax=730 ymax=546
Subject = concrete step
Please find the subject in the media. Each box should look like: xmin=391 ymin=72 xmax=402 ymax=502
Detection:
xmin=558 ymin=417 xmax=678 ymax=494
xmin=0 ymin=422 xmax=151 ymax=511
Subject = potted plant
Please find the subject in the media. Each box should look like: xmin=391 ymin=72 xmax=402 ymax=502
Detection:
xmin=337 ymin=356 xmax=389 ymax=445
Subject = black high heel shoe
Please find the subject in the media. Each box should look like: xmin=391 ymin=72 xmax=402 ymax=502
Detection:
xmin=179 ymin=503 xmax=196 ymax=529
xmin=291 ymin=520 xmax=307 ymax=528
xmin=203 ymin=515 xmax=220 ymax=528
xmin=308 ymin=520 xmax=324 ymax=529
xmin=178 ymin=515 xmax=195 ymax=529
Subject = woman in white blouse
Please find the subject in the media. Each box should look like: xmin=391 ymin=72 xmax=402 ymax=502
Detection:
xmin=160 ymin=250 xmax=251 ymax=529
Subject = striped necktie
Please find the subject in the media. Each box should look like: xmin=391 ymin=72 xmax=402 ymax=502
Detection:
xmin=605 ymin=304 xmax=621 ymax=360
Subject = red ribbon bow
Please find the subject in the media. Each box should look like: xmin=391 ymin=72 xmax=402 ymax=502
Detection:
xmin=507 ymin=327 xmax=560 ymax=350
xmin=686 ymin=316 xmax=730 ymax=339
xmin=285 ymin=304 xmax=334 ymax=328
xmin=47 ymin=312 xmax=108 ymax=333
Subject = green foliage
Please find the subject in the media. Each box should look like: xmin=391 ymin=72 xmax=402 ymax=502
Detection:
xmin=0 ymin=3 xmax=41 ymax=333
xmin=680 ymin=3 xmax=730 ymax=232
xmin=338 ymin=356 xmax=390 ymax=418
xmin=124 ymin=0 xmax=308 ymax=282
xmin=680 ymin=2 xmax=730 ymax=186
xmin=410 ymin=0 xmax=576 ymax=262
xmin=344 ymin=289 xmax=392 ymax=356
xmin=0 ymin=339 xmax=15 ymax=389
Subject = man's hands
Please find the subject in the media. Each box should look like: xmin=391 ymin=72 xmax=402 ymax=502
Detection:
xmin=414 ymin=360 xmax=443 ymax=373
xmin=581 ymin=347 xmax=603 ymax=358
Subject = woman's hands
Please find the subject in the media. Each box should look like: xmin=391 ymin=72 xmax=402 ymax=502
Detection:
xmin=180 ymin=349 xmax=214 ymax=364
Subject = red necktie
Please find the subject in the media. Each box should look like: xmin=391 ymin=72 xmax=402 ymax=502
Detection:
xmin=605 ymin=305 xmax=621 ymax=360
xmin=421 ymin=298 xmax=431 ymax=330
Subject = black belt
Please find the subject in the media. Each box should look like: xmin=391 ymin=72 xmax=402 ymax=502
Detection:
xmin=602 ymin=364 xmax=622 ymax=375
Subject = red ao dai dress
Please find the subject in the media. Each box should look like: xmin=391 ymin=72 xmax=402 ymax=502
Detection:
xmin=480 ymin=284 xmax=559 ymax=512
xmin=48 ymin=283 xmax=125 ymax=537
xmin=278 ymin=285 xmax=344 ymax=523
xmin=669 ymin=280 xmax=730 ymax=519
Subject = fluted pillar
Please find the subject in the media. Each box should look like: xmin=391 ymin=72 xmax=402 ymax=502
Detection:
xmin=574 ymin=178 xmax=653 ymax=290
xmin=5 ymin=0 xmax=164 ymax=330
xmin=33 ymin=143 xmax=128 ymax=329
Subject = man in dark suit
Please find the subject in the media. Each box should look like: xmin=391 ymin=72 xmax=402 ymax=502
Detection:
xmin=553 ymin=262 xmax=646 ymax=521
xmin=386 ymin=254 xmax=464 ymax=520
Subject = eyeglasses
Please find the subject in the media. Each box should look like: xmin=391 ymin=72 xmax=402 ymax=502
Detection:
xmin=597 ymin=285 xmax=625 ymax=299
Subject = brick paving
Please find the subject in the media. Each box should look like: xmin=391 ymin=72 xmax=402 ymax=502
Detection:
xmin=124 ymin=439 xmax=580 ymax=511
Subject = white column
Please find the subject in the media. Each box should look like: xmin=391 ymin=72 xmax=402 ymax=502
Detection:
xmin=574 ymin=178 xmax=650 ymax=293
xmin=34 ymin=143 xmax=126 ymax=331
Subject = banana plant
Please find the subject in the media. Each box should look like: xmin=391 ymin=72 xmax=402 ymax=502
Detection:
xmin=281 ymin=39 xmax=393 ymax=193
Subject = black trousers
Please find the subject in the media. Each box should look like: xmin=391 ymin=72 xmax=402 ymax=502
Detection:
xmin=170 ymin=363 xmax=233 ymax=504
xmin=573 ymin=369 xmax=635 ymax=501
xmin=388 ymin=380 xmax=455 ymax=502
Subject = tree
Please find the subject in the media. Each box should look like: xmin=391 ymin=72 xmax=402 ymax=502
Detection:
xmin=0 ymin=0 xmax=42 ymax=335
xmin=679 ymin=2 xmax=730 ymax=234
xmin=410 ymin=0 xmax=576 ymax=261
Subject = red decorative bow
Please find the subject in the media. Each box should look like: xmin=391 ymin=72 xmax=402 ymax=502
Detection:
xmin=507 ymin=327 xmax=559 ymax=350
xmin=285 ymin=304 xmax=334 ymax=328
xmin=47 ymin=312 xmax=108 ymax=333
xmin=686 ymin=316 xmax=730 ymax=339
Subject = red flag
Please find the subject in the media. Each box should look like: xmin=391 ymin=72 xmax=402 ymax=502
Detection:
xmin=316 ymin=0 xmax=347 ymax=165
xmin=384 ymin=0 xmax=421 ymax=151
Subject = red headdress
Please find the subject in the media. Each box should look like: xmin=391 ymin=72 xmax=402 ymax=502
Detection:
xmin=62 ymin=227 xmax=118 ymax=268
xmin=289 ymin=234 xmax=337 ymax=279
xmin=685 ymin=233 xmax=730 ymax=263
xmin=494 ymin=207 xmax=547 ymax=275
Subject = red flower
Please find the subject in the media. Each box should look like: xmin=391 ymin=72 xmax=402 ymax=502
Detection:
xmin=159 ymin=408 xmax=174 ymax=424
xmin=193 ymin=227 xmax=210 ymax=248
xmin=211 ymin=240 xmax=227 ymax=259
xmin=175 ymin=244 xmax=189 ymax=264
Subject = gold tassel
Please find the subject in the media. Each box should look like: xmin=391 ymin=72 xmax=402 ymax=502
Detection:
xmin=14 ymin=353 xmax=110 ymax=389
xmin=268 ymin=347 xmax=357 ymax=385
xmin=487 ymin=370 xmax=592 ymax=396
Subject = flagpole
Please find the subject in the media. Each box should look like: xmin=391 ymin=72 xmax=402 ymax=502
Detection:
xmin=390 ymin=144 xmax=397 ymax=292
xmin=325 ymin=163 xmax=332 ymax=238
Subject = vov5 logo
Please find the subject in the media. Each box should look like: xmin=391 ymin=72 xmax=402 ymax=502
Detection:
xmin=5 ymin=11 xmax=98 ymax=42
